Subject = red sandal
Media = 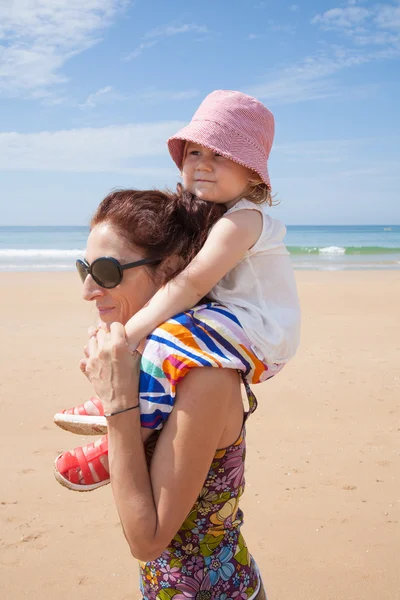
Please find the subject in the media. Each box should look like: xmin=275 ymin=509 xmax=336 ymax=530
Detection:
xmin=53 ymin=396 xmax=107 ymax=435
xmin=54 ymin=435 xmax=110 ymax=492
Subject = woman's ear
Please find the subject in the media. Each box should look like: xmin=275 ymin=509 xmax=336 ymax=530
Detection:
xmin=161 ymin=255 xmax=185 ymax=283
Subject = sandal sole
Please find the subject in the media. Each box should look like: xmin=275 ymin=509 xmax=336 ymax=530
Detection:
xmin=53 ymin=413 xmax=107 ymax=436
xmin=53 ymin=455 xmax=110 ymax=492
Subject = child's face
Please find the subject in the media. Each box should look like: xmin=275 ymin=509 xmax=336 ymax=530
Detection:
xmin=182 ymin=143 xmax=255 ymax=206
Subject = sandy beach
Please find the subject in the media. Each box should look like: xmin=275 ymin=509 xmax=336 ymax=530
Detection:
xmin=0 ymin=271 xmax=399 ymax=600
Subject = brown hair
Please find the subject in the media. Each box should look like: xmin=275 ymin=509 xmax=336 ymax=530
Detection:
xmin=90 ymin=186 xmax=225 ymax=282
xmin=243 ymin=180 xmax=275 ymax=206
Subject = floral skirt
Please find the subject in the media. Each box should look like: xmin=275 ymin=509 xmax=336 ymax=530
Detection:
xmin=141 ymin=579 xmax=267 ymax=600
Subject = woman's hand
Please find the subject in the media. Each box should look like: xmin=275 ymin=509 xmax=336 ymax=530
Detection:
xmin=84 ymin=322 xmax=141 ymax=415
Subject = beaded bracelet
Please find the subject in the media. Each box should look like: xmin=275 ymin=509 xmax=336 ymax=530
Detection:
xmin=104 ymin=404 xmax=140 ymax=417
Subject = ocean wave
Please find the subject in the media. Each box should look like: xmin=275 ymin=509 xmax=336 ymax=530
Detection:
xmin=0 ymin=249 xmax=84 ymax=257
xmin=319 ymin=246 xmax=346 ymax=255
xmin=288 ymin=246 xmax=400 ymax=256
xmin=0 ymin=264 xmax=75 ymax=270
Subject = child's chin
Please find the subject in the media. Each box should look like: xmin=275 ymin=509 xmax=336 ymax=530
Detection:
xmin=195 ymin=189 xmax=214 ymax=201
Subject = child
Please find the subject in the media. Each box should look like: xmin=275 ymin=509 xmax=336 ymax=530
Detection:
xmin=54 ymin=90 xmax=301 ymax=490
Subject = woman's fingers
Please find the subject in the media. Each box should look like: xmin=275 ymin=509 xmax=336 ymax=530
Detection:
xmin=96 ymin=327 xmax=107 ymax=349
xmin=88 ymin=332 xmax=98 ymax=357
xmin=87 ymin=322 xmax=108 ymax=338
xmin=88 ymin=325 xmax=99 ymax=338
xmin=79 ymin=357 xmax=88 ymax=376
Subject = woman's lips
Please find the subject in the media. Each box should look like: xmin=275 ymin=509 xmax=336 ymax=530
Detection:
xmin=97 ymin=306 xmax=115 ymax=314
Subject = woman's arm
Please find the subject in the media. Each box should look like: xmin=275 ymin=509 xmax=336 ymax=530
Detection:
xmin=109 ymin=366 xmax=240 ymax=562
xmin=86 ymin=323 xmax=241 ymax=562
xmin=125 ymin=209 xmax=262 ymax=349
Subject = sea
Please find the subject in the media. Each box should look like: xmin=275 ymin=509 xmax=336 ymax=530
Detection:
xmin=0 ymin=225 xmax=399 ymax=272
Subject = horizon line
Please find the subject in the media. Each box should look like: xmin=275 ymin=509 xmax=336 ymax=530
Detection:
xmin=1 ymin=223 xmax=399 ymax=228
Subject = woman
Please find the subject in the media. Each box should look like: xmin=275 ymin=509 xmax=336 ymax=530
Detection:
xmin=57 ymin=189 xmax=270 ymax=599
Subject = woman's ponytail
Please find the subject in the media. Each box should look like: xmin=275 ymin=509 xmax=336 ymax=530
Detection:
xmin=91 ymin=187 xmax=225 ymax=283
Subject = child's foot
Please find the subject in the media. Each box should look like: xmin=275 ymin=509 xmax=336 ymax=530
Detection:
xmin=53 ymin=397 xmax=107 ymax=435
xmin=54 ymin=435 xmax=109 ymax=492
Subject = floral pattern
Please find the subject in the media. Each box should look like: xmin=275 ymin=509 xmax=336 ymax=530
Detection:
xmin=139 ymin=380 xmax=260 ymax=600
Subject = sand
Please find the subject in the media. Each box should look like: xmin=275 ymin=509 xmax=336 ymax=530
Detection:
xmin=0 ymin=271 xmax=399 ymax=600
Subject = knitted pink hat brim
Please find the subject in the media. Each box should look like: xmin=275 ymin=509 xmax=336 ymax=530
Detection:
xmin=168 ymin=120 xmax=271 ymax=190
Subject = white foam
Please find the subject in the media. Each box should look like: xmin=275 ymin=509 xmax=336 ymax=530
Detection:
xmin=0 ymin=264 xmax=75 ymax=270
xmin=319 ymin=246 xmax=346 ymax=255
xmin=0 ymin=249 xmax=84 ymax=257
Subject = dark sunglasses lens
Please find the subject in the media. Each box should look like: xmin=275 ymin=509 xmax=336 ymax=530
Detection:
xmin=91 ymin=258 xmax=121 ymax=288
xmin=76 ymin=260 xmax=88 ymax=283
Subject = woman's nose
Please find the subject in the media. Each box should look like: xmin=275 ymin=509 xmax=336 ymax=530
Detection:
xmin=82 ymin=275 xmax=104 ymax=301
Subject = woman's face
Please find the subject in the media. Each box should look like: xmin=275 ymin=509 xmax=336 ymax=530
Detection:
xmin=82 ymin=222 xmax=160 ymax=325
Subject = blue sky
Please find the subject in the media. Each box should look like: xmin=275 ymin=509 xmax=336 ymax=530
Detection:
xmin=0 ymin=0 xmax=399 ymax=225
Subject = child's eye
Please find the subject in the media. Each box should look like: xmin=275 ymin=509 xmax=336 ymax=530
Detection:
xmin=189 ymin=150 xmax=200 ymax=156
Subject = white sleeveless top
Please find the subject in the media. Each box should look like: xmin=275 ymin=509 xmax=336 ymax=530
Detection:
xmin=209 ymin=199 xmax=301 ymax=364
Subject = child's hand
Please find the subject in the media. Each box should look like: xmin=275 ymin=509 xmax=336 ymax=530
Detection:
xmin=84 ymin=323 xmax=141 ymax=415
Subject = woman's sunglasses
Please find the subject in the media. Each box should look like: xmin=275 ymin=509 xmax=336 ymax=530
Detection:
xmin=76 ymin=256 xmax=161 ymax=289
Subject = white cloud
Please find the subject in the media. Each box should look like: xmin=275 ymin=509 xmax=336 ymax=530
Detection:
xmin=267 ymin=20 xmax=296 ymax=34
xmin=0 ymin=0 xmax=128 ymax=99
xmin=78 ymin=86 xmax=198 ymax=107
xmin=124 ymin=41 xmax=157 ymax=61
xmin=375 ymin=4 xmax=400 ymax=29
xmin=4 ymin=122 xmax=391 ymax=179
xmin=0 ymin=121 xmax=185 ymax=172
xmin=78 ymin=85 xmax=115 ymax=108
xmin=275 ymin=137 xmax=369 ymax=163
xmin=144 ymin=23 xmax=209 ymax=39
xmin=248 ymin=2 xmax=400 ymax=105
xmin=124 ymin=22 xmax=209 ymax=60
xmin=312 ymin=1 xmax=400 ymax=50
xmin=312 ymin=6 xmax=370 ymax=30
xmin=246 ymin=50 xmax=370 ymax=104
xmin=138 ymin=89 xmax=199 ymax=102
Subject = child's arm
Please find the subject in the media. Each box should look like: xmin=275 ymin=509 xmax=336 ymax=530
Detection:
xmin=125 ymin=209 xmax=262 ymax=348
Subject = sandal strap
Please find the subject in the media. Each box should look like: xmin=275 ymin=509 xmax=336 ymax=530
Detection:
xmin=63 ymin=396 xmax=104 ymax=417
xmin=74 ymin=445 xmax=96 ymax=485
xmin=57 ymin=451 xmax=82 ymax=484
xmin=57 ymin=435 xmax=109 ymax=486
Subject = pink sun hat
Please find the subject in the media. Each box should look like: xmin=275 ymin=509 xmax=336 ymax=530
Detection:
xmin=167 ymin=90 xmax=275 ymax=190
